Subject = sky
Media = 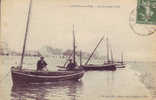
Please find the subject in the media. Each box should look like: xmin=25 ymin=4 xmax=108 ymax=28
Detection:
xmin=1 ymin=0 xmax=156 ymax=61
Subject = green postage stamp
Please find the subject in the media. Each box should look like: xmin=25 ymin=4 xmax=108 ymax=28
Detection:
xmin=137 ymin=0 xmax=156 ymax=25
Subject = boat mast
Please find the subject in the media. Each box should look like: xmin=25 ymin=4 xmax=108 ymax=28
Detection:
xmin=80 ymin=50 xmax=82 ymax=66
xmin=110 ymin=45 xmax=114 ymax=64
xmin=85 ymin=35 xmax=104 ymax=65
xmin=19 ymin=0 xmax=32 ymax=70
xmin=106 ymin=37 xmax=110 ymax=63
xmin=121 ymin=52 xmax=124 ymax=64
xmin=73 ymin=24 xmax=76 ymax=65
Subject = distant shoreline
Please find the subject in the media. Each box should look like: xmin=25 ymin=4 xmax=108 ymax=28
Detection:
xmin=0 ymin=55 xmax=156 ymax=63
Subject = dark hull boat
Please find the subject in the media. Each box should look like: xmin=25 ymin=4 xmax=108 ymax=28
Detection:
xmin=116 ymin=63 xmax=126 ymax=68
xmin=116 ymin=52 xmax=126 ymax=68
xmin=81 ymin=64 xmax=116 ymax=71
xmin=116 ymin=66 xmax=125 ymax=68
xmin=81 ymin=36 xmax=117 ymax=71
xmin=11 ymin=67 xmax=84 ymax=84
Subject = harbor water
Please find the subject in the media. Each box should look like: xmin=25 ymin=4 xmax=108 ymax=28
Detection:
xmin=0 ymin=56 xmax=156 ymax=100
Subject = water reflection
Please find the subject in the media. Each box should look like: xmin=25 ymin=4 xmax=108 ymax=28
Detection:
xmin=11 ymin=80 xmax=83 ymax=100
xmin=1 ymin=56 xmax=155 ymax=100
xmin=106 ymin=71 xmax=115 ymax=96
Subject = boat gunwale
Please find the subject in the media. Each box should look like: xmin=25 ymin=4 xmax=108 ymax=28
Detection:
xmin=11 ymin=69 xmax=84 ymax=78
xmin=82 ymin=64 xmax=116 ymax=68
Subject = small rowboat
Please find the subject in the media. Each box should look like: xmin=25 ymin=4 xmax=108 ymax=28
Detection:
xmin=11 ymin=67 xmax=84 ymax=85
xmin=81 ymin=64 xmax=116 ymax=71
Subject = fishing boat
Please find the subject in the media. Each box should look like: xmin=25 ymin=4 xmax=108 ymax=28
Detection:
xmin=11 ymin=68 xmax=84 ymax=84
xmin=116 ymin=63 xmax=125 ymax=68
xmin=81 ymin=64 xmax=116 ymax=71
xmin=11 ymin=0 xmax=84 ymax=85
xmin=116 ymin=52 xmax=126 ymax=68
xmin=81 ymin=36 xmax=116 ymax=71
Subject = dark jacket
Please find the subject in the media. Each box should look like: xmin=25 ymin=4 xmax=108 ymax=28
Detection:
xmin=66 ymin=62 xmax=76 ymax=70
xmin=37 ymin=60 xmax=47 ymax=70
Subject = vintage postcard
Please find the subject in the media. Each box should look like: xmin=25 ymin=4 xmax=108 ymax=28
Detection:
xmin=0 ymin=0 xmax=156 ymax=100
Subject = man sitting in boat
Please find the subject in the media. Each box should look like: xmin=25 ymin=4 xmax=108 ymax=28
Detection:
xmin=37 ymin=56 xmax=47 ymax=71
xmin=66 ymin=59 xmax=76 ymax=70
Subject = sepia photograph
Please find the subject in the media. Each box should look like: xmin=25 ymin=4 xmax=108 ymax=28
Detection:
xmin=0 ymin=0 xmax=156 ymax=100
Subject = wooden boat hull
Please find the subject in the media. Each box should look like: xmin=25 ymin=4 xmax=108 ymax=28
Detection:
xmin=115 ymin=63 xmax=126 ymax=68
xmin=116 ymin=65 xmax=125 ymax=68
xmin=81 ymin=64 xmax=116 ymax=71
xmin=11 ymin=67 xmax=84 ymax=85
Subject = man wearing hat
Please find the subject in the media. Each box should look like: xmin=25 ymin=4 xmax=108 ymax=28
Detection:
xmin=37 ymin=56 xmax=47 ymax=71
xmin=66 ymin=59 xmax=76 ymax=70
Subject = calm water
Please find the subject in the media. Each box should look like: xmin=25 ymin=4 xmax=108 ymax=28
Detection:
xmin=0 ymin=56 xmax=156 ymax=100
